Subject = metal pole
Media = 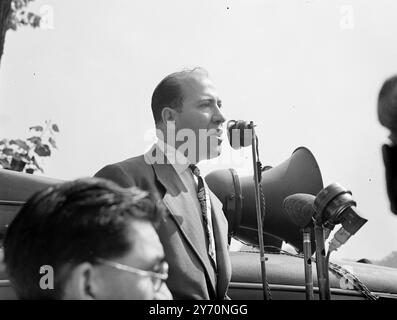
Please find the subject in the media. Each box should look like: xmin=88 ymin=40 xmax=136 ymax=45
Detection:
xmin=250 ymin=121 xmax=270 ymax=300
xmin=303 ymin=227 xmax=314 ymax=300
xmin=314 ymin=222 xmax=331 ymax=300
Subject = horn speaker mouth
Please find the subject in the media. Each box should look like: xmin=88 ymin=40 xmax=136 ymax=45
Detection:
xmin=205 ymin=146 xmax=323 ymax=253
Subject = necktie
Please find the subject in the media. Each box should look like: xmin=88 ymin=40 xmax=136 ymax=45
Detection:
xmin=189 ymin=164 xmax=217 ymax=269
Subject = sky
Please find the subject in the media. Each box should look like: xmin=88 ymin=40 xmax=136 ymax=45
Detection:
xmin=1 ymin=0 xmax=397 ymax=262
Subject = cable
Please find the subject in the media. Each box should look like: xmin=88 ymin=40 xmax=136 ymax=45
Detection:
xmin=259 ymin=183 xmax=272 ymax=300
xmin=238 ymin=246 xmax=378 ymax=300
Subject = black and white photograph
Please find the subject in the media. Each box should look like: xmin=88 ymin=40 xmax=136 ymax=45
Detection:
xmin=0 ymin=0 xmax=397 ymax=306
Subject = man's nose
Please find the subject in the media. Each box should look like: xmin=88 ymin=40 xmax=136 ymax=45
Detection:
xmin=153 ymin=283 xmax=173 ymax=300
xmin=212 ymin=107 xmax=226 ymax=125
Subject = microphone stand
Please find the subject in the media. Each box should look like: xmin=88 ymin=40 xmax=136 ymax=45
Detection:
xmin=302 ymin=226 xmax=314 ymax=300
xmin=313 ymin=219 xmax=331 ymax=300
xmin=250 ymin=121 xmax=271 ymax=300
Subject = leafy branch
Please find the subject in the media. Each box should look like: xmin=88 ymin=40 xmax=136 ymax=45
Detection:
xmin=0 ymin=0 xmax=42 ymax=66
xmin=7 ymin=0 xmax=41 ymax=31
xmin=0 ymin=120 xmax=60 ymax=174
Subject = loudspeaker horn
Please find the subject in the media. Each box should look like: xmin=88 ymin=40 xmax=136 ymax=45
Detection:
xmin=205 ymin=146 xmax=323 ymax=252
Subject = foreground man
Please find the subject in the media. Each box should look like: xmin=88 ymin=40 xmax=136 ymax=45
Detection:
xmin=3 ymin=178 xmax=172 ymax=300
xmin=378 ymin=74 xmax=397 ymax=215
xmin=95 ymin=68 xmax=232 ymax=299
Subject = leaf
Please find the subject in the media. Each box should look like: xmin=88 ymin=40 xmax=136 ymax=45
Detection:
xmin=12 ymin=0 xmax=25 ymax=10
xmin=12 ymin=153 xmax=22 ymax=161
xmin=27 ymin=136 xmax=42 ymax=145
xmin=0 ymin=159 xmax=10 ymax=168
xmin=20 ymin=154 xmax=31 ymax=163
xmin=32 ymin=157 xmax=44 ymax=172
xmin=29 ymin=125 xmax=43 ymax=132
xmin=34 ymin=144 xmax=51 ymax=157
xmin=25 ymin=168 xmax=35 ymax=174
xmin=9 ymin=139 xmax=30 ymax=151
xmin=10 ymin=158 xmax=27 ymax=171
xmin=27 ymin=12 xmax=41 ymax=28
xmin=31 ymin=15 xmax=41 ymax=28
xmin=49 ymin=137 xmax=57 ymax=149
xmin=7 ymin=18 xmax=18 ymax=31
xmin=52 ymin=124 xmax=59 ymax=132
xmin=2 ymin=148 xmax=14 ymax=156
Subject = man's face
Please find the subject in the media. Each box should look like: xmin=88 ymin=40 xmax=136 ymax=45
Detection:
xmin=173 ymin=73 xmax=226 ymax=163
xmin=97 ymin=220 xmax=172 ymax=300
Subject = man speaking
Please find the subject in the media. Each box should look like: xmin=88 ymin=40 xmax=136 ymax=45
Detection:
xmin=95 ymin=68 xmax=231 ymax=299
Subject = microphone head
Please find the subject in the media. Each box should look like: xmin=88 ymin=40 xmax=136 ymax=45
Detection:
xmin=313 ymin=183 xmax=368 ymax=235
xmin=283 ymin=193 xmax=316 ymax=228
xmin=227 ymin=120 xmax=253 ymax=150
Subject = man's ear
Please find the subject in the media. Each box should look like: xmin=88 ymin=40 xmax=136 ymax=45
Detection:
xmin=62 ymin=263 xmax=102 ymax=300
xmin=161 ymin=107 xmax=177 ymax=125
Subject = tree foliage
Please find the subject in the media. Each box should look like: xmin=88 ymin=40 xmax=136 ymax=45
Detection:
xmin=0 ymin=0 xmax=41 ymax=65
xmin=0 ymin=120 xmax=60 ymax=174
xmin=8 ymin=0 xmax=41 ymax=30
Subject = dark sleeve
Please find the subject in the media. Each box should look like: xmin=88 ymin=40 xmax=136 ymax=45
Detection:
xmin=94 ymin=164 xmax=137 ymax=188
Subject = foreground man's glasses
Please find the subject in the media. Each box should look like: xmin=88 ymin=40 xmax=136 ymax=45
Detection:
xmin=96 ymin=258 xmax=169 ymax=291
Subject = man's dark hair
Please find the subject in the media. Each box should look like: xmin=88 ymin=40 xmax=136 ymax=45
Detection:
xmin=151 ymin=67 xmax=208 ymax=125
xmin=378 ymin=74 xmax=397 ymax=133
xmin=3 ymin=177 xmax=164 ymax=300
xmin=378 ymin=75 xmax=397 ymax=215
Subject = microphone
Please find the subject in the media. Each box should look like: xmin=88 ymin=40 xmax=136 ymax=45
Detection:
xmin=313 ymin=183 xmax=368 ymax=252
xmin=227 ymin=120 xmax=253 ymax=150
xmin=283 ymin=192 xmax=334 ymax=242
xmin=283 ymin=193 xmax=316 ymax=300
xmin=283 ymin=193 xmax=315 ymax=228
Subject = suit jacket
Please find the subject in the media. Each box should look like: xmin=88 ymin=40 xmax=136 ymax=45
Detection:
xmin=94 ymin=151 xmax=232 ymax=300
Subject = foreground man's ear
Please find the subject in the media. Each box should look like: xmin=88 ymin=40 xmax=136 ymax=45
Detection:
xmin=62 ymin=263 xmax=102 ymax=300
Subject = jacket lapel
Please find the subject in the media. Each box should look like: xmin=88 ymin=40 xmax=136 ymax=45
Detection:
xmin=150 ymin=161 xmax=217 ymax=294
